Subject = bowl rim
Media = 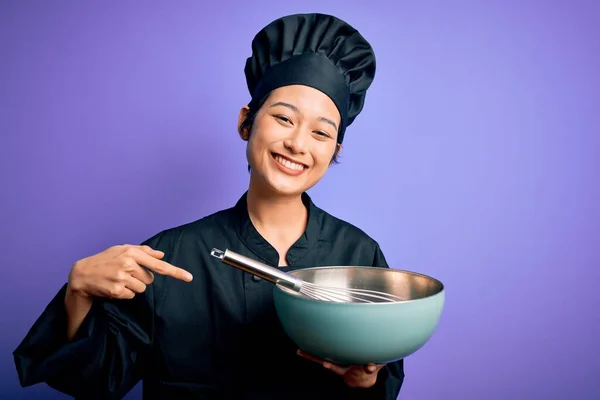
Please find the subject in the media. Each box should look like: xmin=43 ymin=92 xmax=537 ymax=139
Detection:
xmin=274 ymin=265 xmax=445 ymax=305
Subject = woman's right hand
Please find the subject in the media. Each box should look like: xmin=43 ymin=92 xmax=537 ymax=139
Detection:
xmin=66 ymin=244 xmax=193 ymax=300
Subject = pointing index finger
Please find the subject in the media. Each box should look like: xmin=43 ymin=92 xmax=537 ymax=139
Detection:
xmin=133 ymin=250 xmax=193 ymax=282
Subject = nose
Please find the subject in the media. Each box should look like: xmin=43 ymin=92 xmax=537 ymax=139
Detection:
xmin=283 ymin=128 xmax=308 ymax=155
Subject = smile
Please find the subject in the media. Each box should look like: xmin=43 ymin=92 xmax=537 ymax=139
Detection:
xmin=271 ymin=153 xmax=308 ymax=173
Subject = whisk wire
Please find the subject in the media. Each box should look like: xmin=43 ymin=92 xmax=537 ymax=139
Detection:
xmin=299 ymin=282 xmax=406 ymax=303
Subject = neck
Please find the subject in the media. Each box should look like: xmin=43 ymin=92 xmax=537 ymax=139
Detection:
xmin=246 ymin=180 xmax=307 ymax=229
xmin=246 ymin=177 xmax=308 ymax=260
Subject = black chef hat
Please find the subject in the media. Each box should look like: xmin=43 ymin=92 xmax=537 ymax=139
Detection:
xmin=244 ymin=13 xmax=376 ymax=144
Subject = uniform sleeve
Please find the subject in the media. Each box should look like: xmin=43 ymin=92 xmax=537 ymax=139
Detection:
xmin=363 ymin=241 xmax=406 ymax=399
xmin=12 ymin=230 xmax=175 ymax=399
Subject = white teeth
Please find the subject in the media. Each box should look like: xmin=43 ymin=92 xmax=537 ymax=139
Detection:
xmin=275 ymin=155 xmax=305 ymax=171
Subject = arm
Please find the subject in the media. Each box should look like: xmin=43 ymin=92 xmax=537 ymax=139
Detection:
xmin=64 ymin=287 xmax=93 ymax=341
xmin=12 ymin=231 xmax=174 ymax=399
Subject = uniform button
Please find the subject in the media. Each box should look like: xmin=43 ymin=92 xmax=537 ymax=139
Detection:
xmin=252 ymin=275 xmax=261 ymax=282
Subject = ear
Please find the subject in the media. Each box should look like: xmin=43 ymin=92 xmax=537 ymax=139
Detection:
xmin=335 ymin=143 xmax=342 ymax=157
xmin=238 ymin=106 xmax=250 ymax=141
xmin=330 ymin=143 xmax=342 ymax=165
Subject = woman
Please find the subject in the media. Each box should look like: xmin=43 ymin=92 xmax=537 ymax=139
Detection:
xmin=13 ymin=13 xmax=405 ymax=399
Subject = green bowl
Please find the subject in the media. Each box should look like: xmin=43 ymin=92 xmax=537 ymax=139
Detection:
xmin=272 ymin=266 xmax=445 ymax=365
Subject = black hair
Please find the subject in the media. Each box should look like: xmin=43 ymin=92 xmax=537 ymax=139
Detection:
xmin=239 ymin=93 xmax=341 ymax=172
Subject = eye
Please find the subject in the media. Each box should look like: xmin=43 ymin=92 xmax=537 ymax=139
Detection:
xmin=275 ymin=115 xmax=292 ymax=124
xmin=314 ymin=130 xmax=331 ymax=139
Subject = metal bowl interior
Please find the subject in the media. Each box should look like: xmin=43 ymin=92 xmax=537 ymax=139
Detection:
xmin=279 ymin=266 xmax=444 ymax=303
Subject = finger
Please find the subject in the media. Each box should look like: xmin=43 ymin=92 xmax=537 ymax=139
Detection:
xmin=107 ymin=244 xmax=130 ymax=255
xmin=323 ymin=362 xmax=350 ymax=375
xmin=130 ymin=264 xmax=155 ymax=285
xmin=108 ymin=284 xmax=136 ymax=299
xmin=115 ymin=244 xmax=164 ymax=259
xmin=364 ymin=363 xmax=378 ymax=374
xmin=119 ymin=288 xmax=136 ymax=299
xmin=361 ymin=363 xmax=385 ymax=379
xmin=297 ymin=349 xmax=326 ymax=364
xmin=139 ymin=245 xmax=164 ymax=259
xmin=297 ymin=350 xmax=352 ymax=375
xmin=124 ymin=275 xmax=147 ymax=294
xmin=124 ymin=248 xmax=193 ymax=282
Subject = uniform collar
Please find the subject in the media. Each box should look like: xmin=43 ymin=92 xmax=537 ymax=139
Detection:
xmin=232 ymin=191 xmax=321 ymax=267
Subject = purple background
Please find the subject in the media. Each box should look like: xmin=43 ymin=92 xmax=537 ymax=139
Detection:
xmin=2 ymin=1 xmax=599 ymax=399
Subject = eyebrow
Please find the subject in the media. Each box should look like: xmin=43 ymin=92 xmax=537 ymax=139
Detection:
xmin=269 ymin=101 xmax=339 ymax=131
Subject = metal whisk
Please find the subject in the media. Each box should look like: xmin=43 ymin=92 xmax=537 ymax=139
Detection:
xmin=210 ymin=248 xmax=406 ymax=303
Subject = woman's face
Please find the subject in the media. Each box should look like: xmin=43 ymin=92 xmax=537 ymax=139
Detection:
xmin=241 ymin=85 xmax=341 ymax=197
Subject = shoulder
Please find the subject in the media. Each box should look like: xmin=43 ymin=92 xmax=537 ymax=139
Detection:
xmin=316 ymin=206 xmax=381 ymax=250
xmin=141 ymin=206 xmax=237 ymax=251
xmin=313 ymin=206 xmax=389 ymax=267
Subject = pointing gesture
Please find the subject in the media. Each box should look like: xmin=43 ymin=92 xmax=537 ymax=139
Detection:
xmin=67 ymin=244 xmax=193 ymax=300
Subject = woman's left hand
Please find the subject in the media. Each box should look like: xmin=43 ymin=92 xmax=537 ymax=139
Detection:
xmin=297 ymin=349 xmax=386 ymax=388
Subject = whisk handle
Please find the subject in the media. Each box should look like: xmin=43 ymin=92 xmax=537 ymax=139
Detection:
xmin=210 ymin=248 xmax=303 ymax=292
